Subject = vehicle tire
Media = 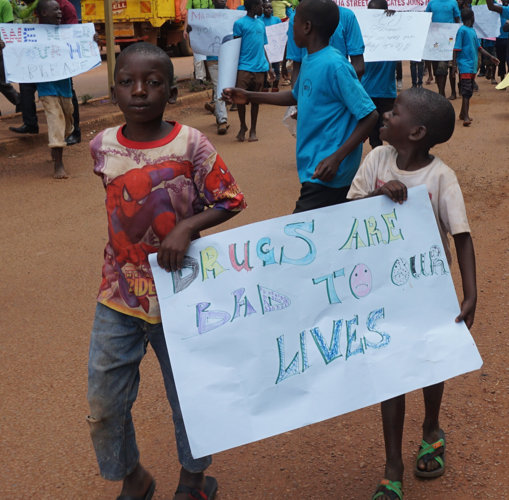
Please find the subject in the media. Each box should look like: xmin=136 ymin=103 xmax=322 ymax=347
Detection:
xmin=177 ymin=38 xmax=193 ymax=57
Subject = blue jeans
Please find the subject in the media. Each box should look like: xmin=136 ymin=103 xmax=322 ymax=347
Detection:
xmin=87 ymin=303 xmax=212 ymax=481
xmin=410 ymin=61 xmax=424 ymax=86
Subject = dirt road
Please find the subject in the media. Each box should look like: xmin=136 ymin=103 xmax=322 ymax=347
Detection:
xmin=1 ymin=74 xmax=509 ymax=500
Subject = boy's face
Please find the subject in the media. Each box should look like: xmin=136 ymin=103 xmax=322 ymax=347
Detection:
xmin=112 ymin=53 xmax=178 ymax=124
xmin=253 ymin=0 xmax=264 ymax=17
xmin=379 ymin=92 xmax=420 ymax=146
xmin=212 ymin=0 xmax=227 ymax=9
xmin=263 ymin=2 xmax=273 ymax=16
xmin=292 ymin=9 xmax=309 ymax=48
xmin=40 ymin=0 xmax=62 ymax=24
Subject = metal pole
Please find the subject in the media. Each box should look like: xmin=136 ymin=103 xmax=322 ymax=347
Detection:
xmin=104 ymin=0 xmax=115 ymax=100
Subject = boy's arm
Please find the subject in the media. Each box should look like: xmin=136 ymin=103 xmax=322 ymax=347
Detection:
xmin=264 ymin=48 xmax=276 ymax=81
xmin=222 ymin=87 xmax=297 ymax=106
xmin=453 ymin=232 xmax=477 ymax=328
xmin=479 ymin=46 xmax=500 ymax=65
xmin=350 ymin=55 xmax=365 ymax=80
xmin=157 ymin=209 xmax=238 ymax=272
xmin=486 ymin=0 xmax=504 ymax=14
xmin=311 ymin=110 xmax=378 ymax=183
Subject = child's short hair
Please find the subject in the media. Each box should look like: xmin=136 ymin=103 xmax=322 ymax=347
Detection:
xmin=404 ymin=87 xmax=455 ymax=147
xmin=461 ymin=7 xmax=474 ymax=22
xmin=368 ymin=0 xmax=388 ymax=8
xmin=114 ymin=43 xmax=174 ymax=85
xmin=36 ymin=0 xmax=55 ymax=15
xmin=245 ymin=0 xmax=261 ymax=11
xmin=296 ymin=0 xmax=339 ymax=41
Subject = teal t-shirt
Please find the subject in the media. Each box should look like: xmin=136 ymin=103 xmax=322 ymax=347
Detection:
xmin=361 ymin=61 xmax=397 ymax=99
xmin=425 ymin=0 xmax=460 ymax=23
xmin=37 ymin=78 xmax=73 ymax=98
xmin=292 ymin=46 xmax=376 ymax=189
xmin=454 ymin=25 xmax=480 ymax=74
xmin=286 ymin=6 xmax=364 ymax=62
xmin=499 ymin=12 xmax=509 ymax=39
xmin=261 ymin=14 xmax=281 ymax=27
xmin=233 ymin=15 xmax=269 ymax=73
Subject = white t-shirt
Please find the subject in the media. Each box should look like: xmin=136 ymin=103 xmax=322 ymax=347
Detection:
xmin=347 ymin=145 xmax=470 ymax=265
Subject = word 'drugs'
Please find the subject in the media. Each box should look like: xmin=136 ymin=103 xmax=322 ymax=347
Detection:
xmin=0 ymin=23 xmax=101 ymax=83
xmin=149 ymin=186 xmax=482 ymax=459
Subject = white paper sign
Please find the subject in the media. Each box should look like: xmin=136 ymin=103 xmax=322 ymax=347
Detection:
xmin=472 ymin=5 xmax=501 ymax=39
xmin=149 ymin=186 xmax=482 ymax=459
xmin=422 ymin=22 xmax=460 ymax=61
xmin=264 ymin=22 xmax=289 ymax=63
xmin=188 ymin=9 xmax=246 ymax=57
xmin=217 ymin=37 xmax=241 ymax=98
xmin=353 ymin=10 xmax=432 ymax=62
xmin=0 ymin=23 xmax=100 ymax=84
xmin=336 ymin=0 xmax=429 ymax=11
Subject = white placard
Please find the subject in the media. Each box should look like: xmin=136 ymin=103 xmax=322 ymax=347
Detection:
xmin=188 ymin=9 xmax=246 ymax=57
xmin=264 ymin=22 xmax=289 ymax=63
xmin=472 ymin=5 xmax=501 ymax=39
xmin=149 ymin=186 xmax=482 ymax=459
xmin=217 ymin=37 xmax=241 ymax=98
xmin=0 ymin=23 xmax=100 ymax=84
xmin=353 ymin=10 xmax=432 ymax=62
xmin=335 ymin=0 xmax=430 ymax=11
xmin=422 ymin=22 xmax=460 ymax=61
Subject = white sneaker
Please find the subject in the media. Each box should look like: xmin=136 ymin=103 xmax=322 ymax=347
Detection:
xmin=397 ymin=80 xmax=403 ymax=90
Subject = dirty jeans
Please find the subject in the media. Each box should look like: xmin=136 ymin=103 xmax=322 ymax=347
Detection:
xmin=87 ymin=303 xmax=212 ymax=481
xmin=206 ymin=61 xmax=227 ymax=125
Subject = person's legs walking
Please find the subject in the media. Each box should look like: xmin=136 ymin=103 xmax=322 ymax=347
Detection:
xmin=0 ymin=54 xmax=20 ymax=113
xmin=207 ymin=61 xmax=228 ymax=134
xmin=148 ymin=324 xmax=212 ymax=495
xmin=396 ymin=61 xmax=403 ymax=90
xmin=193 ymin=56 xmax=206 ymax=82
xmin=87 ymin=303 xmax=153 ymax=496
xmin=65 ymin=78 xmax=81 ymax=144
xmin=10 ymin=83 xmax=38 ymax=134
xmin=410 ymin=61 xmax=417 ymax=87
xmin=417 ymin=61 xmax=424 ymax=86
xmin=496 ymin=38 xmax=508 ymax=79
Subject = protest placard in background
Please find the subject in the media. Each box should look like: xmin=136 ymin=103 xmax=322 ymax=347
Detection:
xmin=472 ymin=5 xmax=501 ymax=39
xmin=264 ymin=22 xmax=289 ymax=63
xmin=0 ymin=23 xmax=100 ymax=84
xmin=353 ymin=10 xmax=432 ymax=62
xmin=217 ymin=37 xmax=241 ymax=97
xmin=422 ymin=22 xmax=460 ymax=61
xmin=188 ymin=9 xmax=246 ymax=57
xmin=337 ymin=0 xmax=429 ymax=11
xmin=149 ymin=186 xmax=482 ymax=459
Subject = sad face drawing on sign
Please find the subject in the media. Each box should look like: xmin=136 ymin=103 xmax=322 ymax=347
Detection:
xmin=349 ymin=263 xmax=372 ymax=299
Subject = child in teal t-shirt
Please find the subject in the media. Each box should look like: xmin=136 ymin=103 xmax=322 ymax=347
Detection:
xmin=223 ymin=0 xmax=377 ymax=213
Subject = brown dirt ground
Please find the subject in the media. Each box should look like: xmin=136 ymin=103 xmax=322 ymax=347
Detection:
xmin=1 ymin=70 xmax=509 ymax=500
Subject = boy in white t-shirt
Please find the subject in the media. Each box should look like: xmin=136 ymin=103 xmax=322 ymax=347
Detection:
xmin=347 ymin=87 xmax=476 ymax=500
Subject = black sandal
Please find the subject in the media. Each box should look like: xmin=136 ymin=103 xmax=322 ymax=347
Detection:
xmin=175 ymin=476 xmax=218 ymax=500
xmin=116 ymin=478 xmax=156 ymax=500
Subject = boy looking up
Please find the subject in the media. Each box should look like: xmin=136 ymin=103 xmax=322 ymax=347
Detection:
xmin=233 ymin=0 xmax=275 ymax=142
xmin=454 ymin=8 xmax=499 ymax=126
xmin=425 ymin=0 xmax=461 ymax=99
xmin=87 ymin=43 xmax=246 ymax=500
xmin=285 ymin=1 xmax=365 ymax=86
xmin=347 ymin=88 xmax=476 ymax=500
xmin=224 ymin=0 xmax=377 ymax=213
xmin=361 ymin=0 xmax=396 ymax=149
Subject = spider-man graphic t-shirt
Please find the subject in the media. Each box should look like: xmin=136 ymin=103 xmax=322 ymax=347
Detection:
xmin=90 ymin=122 xmax=247 ymax=323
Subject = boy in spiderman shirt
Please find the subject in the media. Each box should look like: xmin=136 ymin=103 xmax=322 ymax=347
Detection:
xmin=87 ymin=42 xmax=246 ymax=500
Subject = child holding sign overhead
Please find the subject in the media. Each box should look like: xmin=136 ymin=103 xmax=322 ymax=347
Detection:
xmin=347 ymin=87 xmax=477 ymax=500
xmin=87 ymin=42 xmax=246 ymax=500
xmin=223 ymin=0 xmax=377 ymax=212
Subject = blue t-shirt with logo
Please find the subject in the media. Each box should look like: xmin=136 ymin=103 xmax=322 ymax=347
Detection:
xmin=361 ymin=61 xmax=397 ymax=99
xmin=286 ymin=5 xmax=364 ymax=62
xmin=233 ymin=15 xmax=269 ymax=73
xmin=261 ymin=14 xmax=282 ymax=27
xmin=425 ymin=0 xmax=460 ymax=23
xmin=291 ymin=46 xmax=375 ymax=188
xmin=454 ymin=25 xmax=480 ymax=74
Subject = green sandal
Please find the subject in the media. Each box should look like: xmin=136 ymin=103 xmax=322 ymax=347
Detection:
xmin=372 ymin=479 xmax=403 ymax=500
xmin=415 ymin=428 xmax=446 ymax=478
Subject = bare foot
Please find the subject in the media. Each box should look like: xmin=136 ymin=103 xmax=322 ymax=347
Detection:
xmin=53 ymin=163 xmax=68 ymax=179
xmin=174 ymin=468 xmax=205 ymax=500
xmin=248 ymin=130 xmax=258 ymax=142
xmin=448 ymin=93 xmax=457 ymax=101
xmin=236 ymin=126 xmax=247 ymax=142
xmin=463 ymin=118 xmax=473 ymax=127
xmin=425 ymin=76 xmax=433 ymax=85
xmin=120 ymin=463 xmax=154 ymax=498
xmin=491 ymin=79 xmax=497 ymax=85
